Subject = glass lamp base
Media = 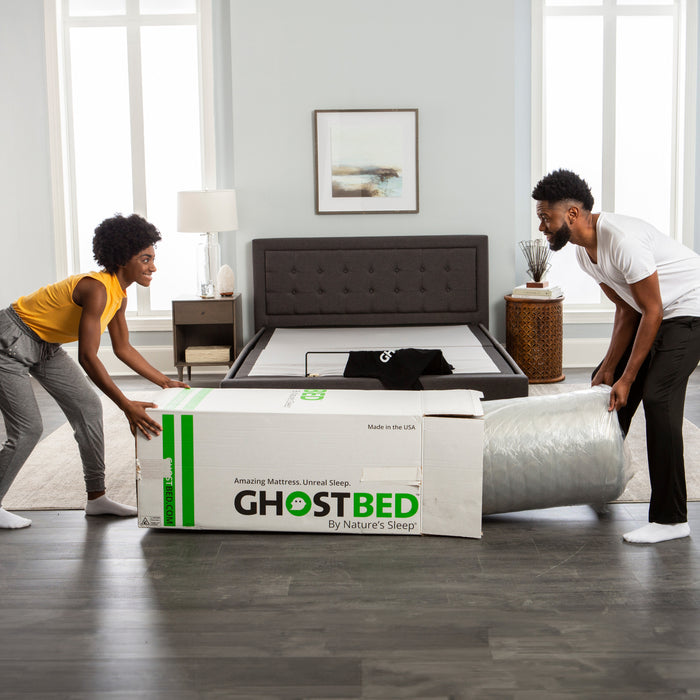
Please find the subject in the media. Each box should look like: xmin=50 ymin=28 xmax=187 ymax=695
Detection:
xmin=197 ymin=232 xmax=221 ymax=299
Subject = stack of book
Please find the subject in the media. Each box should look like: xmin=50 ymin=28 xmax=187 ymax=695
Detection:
xmin=185 ymin=345 xmax=231 ymax=363
xmin=511 ymin=283 xmax=563 ymax=299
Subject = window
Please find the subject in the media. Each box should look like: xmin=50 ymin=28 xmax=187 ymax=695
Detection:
xmin=45 ymin=0 xmax=215 ymax=327
xmin=532 ymin=0 xmax=697 ymax=319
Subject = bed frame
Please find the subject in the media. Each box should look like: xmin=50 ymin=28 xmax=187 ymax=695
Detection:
xmin=220 ymin=235 xmax=528 ymax=399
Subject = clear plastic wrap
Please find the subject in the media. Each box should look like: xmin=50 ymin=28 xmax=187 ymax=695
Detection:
xmin=481 ymin=386 xmax=633 ymax=515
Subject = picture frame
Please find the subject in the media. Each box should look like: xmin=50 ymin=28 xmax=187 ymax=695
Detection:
xmin=313 ymin=108 xmax=419 ymax=214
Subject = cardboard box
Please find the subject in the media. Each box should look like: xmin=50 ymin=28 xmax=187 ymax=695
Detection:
xmin=136 ymin=388 xmax=484 ymax=538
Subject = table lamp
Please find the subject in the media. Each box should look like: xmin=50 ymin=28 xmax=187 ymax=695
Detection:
xmin=177 ymin=189 xmax=238 ymax=298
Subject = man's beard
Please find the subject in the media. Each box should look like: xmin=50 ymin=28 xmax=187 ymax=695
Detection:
xmin=548 ymin=220 xmax=571 ymax=251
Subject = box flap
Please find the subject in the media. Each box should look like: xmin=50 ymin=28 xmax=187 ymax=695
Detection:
xmin=420 ymin=390 xmax=483 ymax=418
xmin=421 ymin=416 xmax=484 ymax=538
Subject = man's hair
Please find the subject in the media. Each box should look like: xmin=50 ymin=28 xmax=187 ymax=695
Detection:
xmin=531 ymin=169 xmax=595 ymax=211
xmin=92 ymin=214 xmax=162 ymax=274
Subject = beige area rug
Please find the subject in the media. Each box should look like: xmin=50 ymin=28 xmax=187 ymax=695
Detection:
xmin=3 ymin=392 xmax=156 ymax=510
xmin=4 ymin=385 xmax=700 ymax=510
xmin=529 ymin=383 xmax=700 ymax=503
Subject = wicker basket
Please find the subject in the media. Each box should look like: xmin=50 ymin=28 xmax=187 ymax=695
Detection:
xmin=505 ymin=295 xmax=564 ymax=384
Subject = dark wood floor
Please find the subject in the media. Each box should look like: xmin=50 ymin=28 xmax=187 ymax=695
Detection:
xmin=1 ymin=368 xmax=700 ymax=698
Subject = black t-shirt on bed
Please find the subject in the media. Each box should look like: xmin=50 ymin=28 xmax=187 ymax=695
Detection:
xmin=343 ymin=348 xmax=453 ymax=389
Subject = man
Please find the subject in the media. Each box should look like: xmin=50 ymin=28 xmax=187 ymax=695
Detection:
xmin=532 ymin=169 xmax=700 ymax=543
xmin=0 ymin=214 xmax=188 ymax=529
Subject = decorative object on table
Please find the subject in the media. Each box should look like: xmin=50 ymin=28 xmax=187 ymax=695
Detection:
xmin=519 ymin=238 xmax=552 ymax=288
xmin=216 ymin=264 xmax=235 ymax=296
xmin=313 ymin=109 xmax=419 ymax=214
xmin=177 ymin=189 xmax=238 ymax=298
xmin=511 ymin=283 xmax=562 ymax=299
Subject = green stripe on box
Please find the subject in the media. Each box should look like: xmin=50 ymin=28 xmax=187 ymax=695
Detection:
xmin=181 ymin=414 xmax=195 ymax=527
xmin=163 ymin=388 xmax=194 ymax=411
xmin=162 ymin=414 xmax=176 ymax=527
xmin=183 ymin=388 xmax=213 ymax=410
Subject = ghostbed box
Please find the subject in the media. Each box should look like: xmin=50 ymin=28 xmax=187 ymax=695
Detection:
xmin=136 ymin=388 xmax=484 ymax=538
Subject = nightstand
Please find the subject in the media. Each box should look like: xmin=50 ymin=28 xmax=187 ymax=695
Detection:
xmin=172 ymin=295 xmax=243 ymax=381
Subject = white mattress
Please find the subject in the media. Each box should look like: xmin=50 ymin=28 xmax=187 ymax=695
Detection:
xmin=248 ymin=325 xmax=500 ymax=377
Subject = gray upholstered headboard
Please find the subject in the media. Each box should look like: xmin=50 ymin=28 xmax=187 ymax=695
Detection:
xmin=252 ymin=235 xmax=489 ymax=331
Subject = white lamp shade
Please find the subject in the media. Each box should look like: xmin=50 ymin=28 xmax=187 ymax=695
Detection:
xmin=177 ymin=189 xmax=238 ymax=233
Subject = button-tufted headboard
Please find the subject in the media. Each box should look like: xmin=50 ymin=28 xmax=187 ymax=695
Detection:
xmin=253 ymin=235 xmax=489 ymax=331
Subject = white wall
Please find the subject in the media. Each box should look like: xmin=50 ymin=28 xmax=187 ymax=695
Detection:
xmin=226 ymin=0 xmax=528 ymax=340
xmin=0 ymin=1 xmax=55 ymax=306
xmin=1 ymin=0 xmax=697 ymax=374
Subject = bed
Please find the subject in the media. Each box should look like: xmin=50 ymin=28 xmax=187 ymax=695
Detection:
xmin=220 ymin=235 xmax=528 ymax=399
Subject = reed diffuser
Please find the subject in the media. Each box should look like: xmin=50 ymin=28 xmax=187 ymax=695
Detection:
xmin=519 ymin=239 xmax=552 ymax=288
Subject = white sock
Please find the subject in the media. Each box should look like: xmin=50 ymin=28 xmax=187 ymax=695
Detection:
xmin=623 ymin=522 xmax=690 ymax=544
xmin=85 ymin=495 xmax=137 ymax=517
xmin=0 ymin=507 xmax=32 ymax=529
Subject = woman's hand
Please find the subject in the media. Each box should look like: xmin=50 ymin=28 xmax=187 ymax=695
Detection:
xmin=161 ymin=378 xmax=190 ymax=389
xmin=123 ymin=400 xmax=161 ymax=439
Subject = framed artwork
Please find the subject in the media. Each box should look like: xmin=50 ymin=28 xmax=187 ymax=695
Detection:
xmin=313 ymin=108 xmax=419 ymax=214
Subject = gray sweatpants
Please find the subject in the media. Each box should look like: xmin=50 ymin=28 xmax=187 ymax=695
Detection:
xmin=0 ymin=306 xmax=105 ymax=503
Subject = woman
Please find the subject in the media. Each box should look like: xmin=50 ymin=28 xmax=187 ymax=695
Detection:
xmin=0 ymin=214 xmax=188 ymax=529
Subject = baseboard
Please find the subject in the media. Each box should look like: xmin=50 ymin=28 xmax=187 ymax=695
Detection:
xmin=562 ymin=338 xmax=608 ymax=368
xmin=65 ymin=345 xmax=177 ymax=377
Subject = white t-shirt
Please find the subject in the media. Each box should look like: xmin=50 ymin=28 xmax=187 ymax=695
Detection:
xmin=575 ymin=212 xmax=700 ymax=319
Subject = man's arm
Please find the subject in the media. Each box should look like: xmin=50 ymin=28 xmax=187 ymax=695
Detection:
xmin=599 ymin=273 xmax=663 ymax=412
xmin=592 ymin=282 xmax=641 ymax=388
xmin=74 ymin=277 xmax=164 ymax=438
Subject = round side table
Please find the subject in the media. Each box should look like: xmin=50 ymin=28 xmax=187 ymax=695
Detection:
xmin=504 ymin=295 xmax=565 ymax=384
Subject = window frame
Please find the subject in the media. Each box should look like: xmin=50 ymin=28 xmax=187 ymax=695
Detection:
xmin=44 ymin=0 xmax=216 ymax=331
xmin=531 ymin=0 xmax=698 ymax=325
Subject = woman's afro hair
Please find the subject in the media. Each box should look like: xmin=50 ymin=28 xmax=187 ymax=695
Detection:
xmin=92 ymin=214 xmax=162 ymax=273
xmin=531 ymin=169 xmax=595 ymax=211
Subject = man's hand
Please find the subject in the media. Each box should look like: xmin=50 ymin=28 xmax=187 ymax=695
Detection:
xmin=608 ymin=377 xmax=633 ymax=412
xmin=591 ymin=367 xmax=615 ymax=388
xmin=124 ymin=400 xmax=161 ymax=439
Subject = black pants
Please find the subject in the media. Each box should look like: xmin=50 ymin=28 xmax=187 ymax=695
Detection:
xmin=593 ymin=316 xmax=700 ymax=524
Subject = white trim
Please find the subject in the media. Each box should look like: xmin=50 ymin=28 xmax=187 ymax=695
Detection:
xmin=681 ymin=0 xmax=698 ymax=249
xmin=563 ymin=338 xmax=610 ymax=368
xmin=530 ymin=0 xmax=544 ymax=217
xmin=199 ymin=0 xmax=216 ymax=187
xmin=601 ymin=7 xmax=616 ymax=212
xmin=60 ymin=0 xmax=81 ymax=275
xmin=126 ymin=1 xmax=147 ymax=219
xmin=125 ymin=316 xmax=173 ymax=332
xmin=64 ymin=345 xmax=175 ymax=376
xmin=45 ymin=0 xmax=69 ymax=281
xmin=563 ymin=309 xmax=614 ymax=325
xmin=65 ymin=14 xmax=197 ymax=28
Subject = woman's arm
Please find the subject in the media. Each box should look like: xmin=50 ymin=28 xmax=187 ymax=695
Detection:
xmin=107 ymin=300 xmax=187 ymax=389
xmin=74 ymin=277 xmax=169 ymax=438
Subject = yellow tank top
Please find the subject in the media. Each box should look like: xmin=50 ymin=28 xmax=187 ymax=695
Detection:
xmin=12 ymin=271 xmax=127 ymax=344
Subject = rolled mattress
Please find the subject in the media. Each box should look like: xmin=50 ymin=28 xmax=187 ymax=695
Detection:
xmin=481 ymin=386 xmax=633 ymax=515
